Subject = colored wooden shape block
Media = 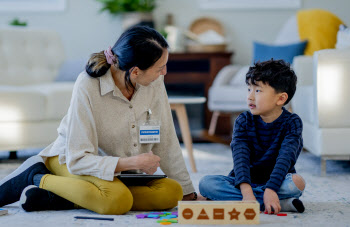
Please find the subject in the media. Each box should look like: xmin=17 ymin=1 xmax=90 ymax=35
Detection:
xmin=157 ymin=220 xmax=168 ymax=223
xmin=136 ymin=214 xmax=147 ymax=219
xmin=167 ymin=219 xmax=178 ymax=223
xmin=158 ymin=219 xmax=177 ymax=223
xmin=165 ymin=215 xmax=177 ymax=218
xmin=265 ymin=211 xmax=273 ymax=215
xmin=178 ymin=201 xmax=260 ymax=225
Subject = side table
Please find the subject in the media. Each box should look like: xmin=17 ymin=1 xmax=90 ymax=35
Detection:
xmin=166 ymin=52 xmax=233 ymax=134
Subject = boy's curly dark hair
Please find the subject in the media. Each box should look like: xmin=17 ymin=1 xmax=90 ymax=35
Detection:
xmin=245 ymin=59 xmax=297 ymax=105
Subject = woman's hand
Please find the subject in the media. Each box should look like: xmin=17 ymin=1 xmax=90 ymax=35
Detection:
xmin=137 ymin=151 xmax=161 ymax=174
xmin=114 ymin=151 xmax=160 ymax=174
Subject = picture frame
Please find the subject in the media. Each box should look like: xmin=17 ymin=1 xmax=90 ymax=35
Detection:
xmin=0 ymin=0 xmax=66 ymax=12
xmin=198 ymin=0 xmax=301 ymax=10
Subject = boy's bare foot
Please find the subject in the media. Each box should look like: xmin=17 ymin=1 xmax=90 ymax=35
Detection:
xmin=197 ymin=193 xmax=207 ymax=201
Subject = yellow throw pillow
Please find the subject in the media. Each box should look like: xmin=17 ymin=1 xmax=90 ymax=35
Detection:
xmin=297 ymin=9 xmax=343 ymax=56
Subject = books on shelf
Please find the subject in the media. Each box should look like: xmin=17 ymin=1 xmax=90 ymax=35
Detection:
xmin=0 ymin=209 xmax=8 ymax=216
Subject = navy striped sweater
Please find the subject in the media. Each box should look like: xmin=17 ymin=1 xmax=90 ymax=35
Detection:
xmin=229 ymin=107 xmax=303 ymax=192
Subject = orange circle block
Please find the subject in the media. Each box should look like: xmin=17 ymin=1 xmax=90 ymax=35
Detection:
xmin=160 ymin=222 xmax=172 ymax=225
xmin=182 ymin=208 xmax=194 ymax=219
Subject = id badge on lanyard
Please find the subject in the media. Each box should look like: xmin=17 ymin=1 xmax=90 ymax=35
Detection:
xmin=139 ymin=109 xmax=161 ymax=144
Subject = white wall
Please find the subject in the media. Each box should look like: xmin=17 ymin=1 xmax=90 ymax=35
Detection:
xmin=0 ymin=0 xmax=123 ymax=61
xmin=154 ymin=0 xmax=350 ymax=65
xmin=0 ymin=0 xmax=349 ymax=65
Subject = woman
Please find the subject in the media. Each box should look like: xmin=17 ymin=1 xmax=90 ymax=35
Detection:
xmin=0 ymin=26 xmax=197 ymax=214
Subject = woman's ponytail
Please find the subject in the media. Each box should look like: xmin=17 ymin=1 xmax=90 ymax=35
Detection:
xmin=85 ymin=51 xmax=111 ymax=78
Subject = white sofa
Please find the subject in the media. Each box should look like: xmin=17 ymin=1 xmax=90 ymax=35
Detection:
xmin=292 ymin=48 xmax=350 ymax=174
xmin=0 ymin=28 xmax=75 ymax=152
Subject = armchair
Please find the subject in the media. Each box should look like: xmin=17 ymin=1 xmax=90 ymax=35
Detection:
xmin=0 ymin=28 xmax=75 ymax=153
xmin=207 ymin=65 xmax=249 ymax=135
xmin=292 ymin=48 xmax=350 ymax=174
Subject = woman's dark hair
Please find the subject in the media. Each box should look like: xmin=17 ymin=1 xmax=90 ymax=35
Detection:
xmin=245 ymin=59 xmax=297 ymax=105
xmin=86 ymin=26 xmax=169 ymax=90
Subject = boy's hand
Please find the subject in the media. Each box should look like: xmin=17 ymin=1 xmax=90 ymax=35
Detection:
xmin=240 ymin=183 xmax=257 ymax=201
xmin=243 ymin=194 xmax=257 ymax=202
xmin=264 ymin=188 xmax=281 ymax=214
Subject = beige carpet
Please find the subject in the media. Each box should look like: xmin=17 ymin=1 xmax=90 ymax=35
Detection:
xmin=1 ymin=143 xmax=350 ymax=227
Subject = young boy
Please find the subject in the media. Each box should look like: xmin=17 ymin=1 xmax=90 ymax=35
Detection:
xmin=199 ymin=59 xmax=306 ymax=214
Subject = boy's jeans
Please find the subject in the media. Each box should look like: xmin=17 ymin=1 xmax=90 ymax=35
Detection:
xmin=199 ymin=173 xmax=304 ymax=211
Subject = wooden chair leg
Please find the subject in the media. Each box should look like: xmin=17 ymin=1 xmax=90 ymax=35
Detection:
xmin=208 ymin=111 xmax=221 ymax=136
xmin=173 ymin=104 xmax=197 ymax=173
xmin=321 ymin=158 xmax=327 ymax=176
xmin=9 ymin=150 xmax=18 ymax=159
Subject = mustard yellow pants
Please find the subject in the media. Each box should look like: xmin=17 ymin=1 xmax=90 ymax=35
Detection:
xmin=39 ymin=156 xmax=183 ymax=215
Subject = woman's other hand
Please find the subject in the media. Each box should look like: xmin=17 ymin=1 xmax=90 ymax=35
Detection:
xmin=137 ymin=151 xmax=160 ymax=174
xmin=115 ymin=151 xmax=160 ymax=174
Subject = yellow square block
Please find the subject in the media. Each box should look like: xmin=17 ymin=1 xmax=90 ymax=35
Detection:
xmin=178 ymin=201 xmax=259 ymax=225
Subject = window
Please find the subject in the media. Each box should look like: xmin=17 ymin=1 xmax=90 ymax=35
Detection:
xmin=0 ymin=0 xmax=66 ymax=12
xmin=198 ymin=0 xmax=301 ymax=10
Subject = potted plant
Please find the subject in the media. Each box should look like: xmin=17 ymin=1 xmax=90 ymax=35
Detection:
xmin=9 ymin=18 xmax=27 ymax=27
xmin=96 ymin=0 xmax=156 ymax=30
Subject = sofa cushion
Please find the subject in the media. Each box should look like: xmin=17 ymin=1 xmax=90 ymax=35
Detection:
xmin=293 ymin=85 xmax=314 ymax=124
xmin=29 ymin=82 xmax=75 ymax=120
xmin=297 ymin=9 xmax=343 ymax=55
xmin=336 ymin=24 xmax=350 ymax=49
xmin=208 ymin=86 xmax=248 ymax=112
xmin=0 ymin=82 xmax=74 ymax=122
xmin=253 ymin=40 xmax=307 ymax=64
xmin=0 ymin=86 xmax=47 ymax=121
xmin=0 ymin=28 xmax=64 ymax=85
xmin=274 ymin=15 xmax=300 ymax=45
xmin=229 ymin=65 xmax=250 ymax=86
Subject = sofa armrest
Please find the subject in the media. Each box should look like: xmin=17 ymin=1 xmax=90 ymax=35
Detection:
xmin=211 ymin=65 xmax=244 ymax=87
xmin=315 ymin=48 xmax=350 ymax=128
xmin=293 ymin=55 xmax=313 ymax=86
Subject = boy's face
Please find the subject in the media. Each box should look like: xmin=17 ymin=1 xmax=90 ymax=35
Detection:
xmin=247 ymin=80 xmax=287 ymax=121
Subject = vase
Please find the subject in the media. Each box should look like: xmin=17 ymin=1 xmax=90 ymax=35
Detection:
xmin=122 ymin=12 xmax=154 ymax=30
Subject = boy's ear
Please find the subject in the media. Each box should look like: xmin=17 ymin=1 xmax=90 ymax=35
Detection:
xmin=277 ymin=92 xmax=288 ymax=106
